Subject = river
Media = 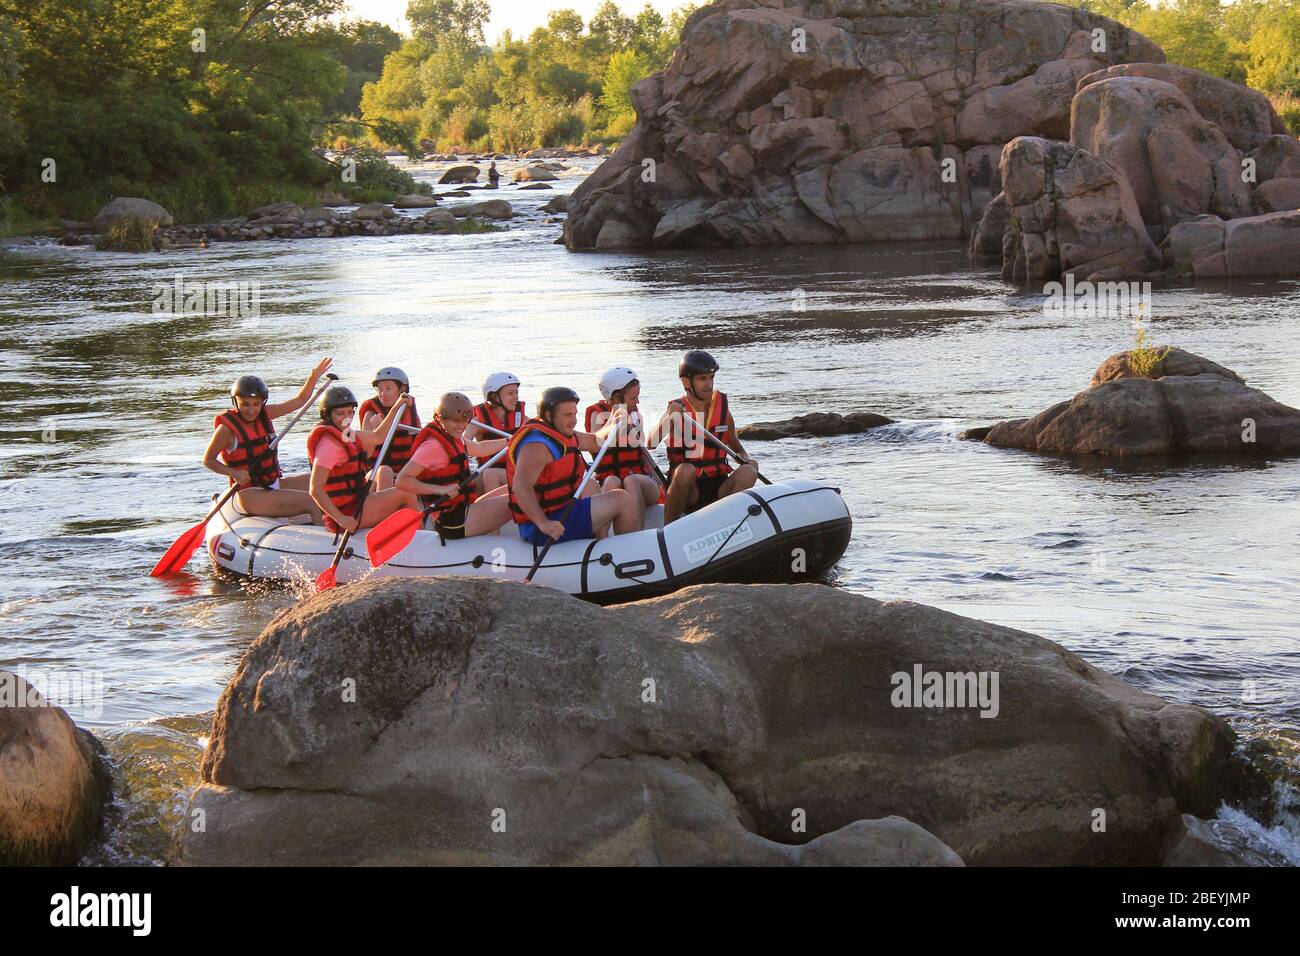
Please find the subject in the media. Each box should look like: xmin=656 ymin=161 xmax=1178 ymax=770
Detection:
xmin=1 ymin=156 xmax=1298 ymax=864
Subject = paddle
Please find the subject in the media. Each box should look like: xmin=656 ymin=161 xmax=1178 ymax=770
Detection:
xmin=523 ymin=427 xmax=618 ymax=585
xmin=678 ymin=405 xmax=771 ymax=485
xmin=150 ymin=373 xmax=338 ymax=576
xmin=366 ymin=444 xmax=510 ymax=568
xmin=314 ymin=402 xmax=404 ymax=593
xmin=401 ymin=420 xmax=512 ymax=440
xmin=629 ymin=410 xmax=669 ymax=489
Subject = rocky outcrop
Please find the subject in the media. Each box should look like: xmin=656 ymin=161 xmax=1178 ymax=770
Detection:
xmin=179 ymin=577 xmax=1236 ymax=866
xmin=1 ymin=672 xmax=109 ymax=865
xmin=438 ymin=164 xmax=480 ymax=184
xmin=1252 ymin=177 xmax=1300 ymax=214
xmin=392 ymin=193 xmax=439 ymax=208
xmin=1166 ymin=209 xmax=1300 ymax=279
xmin=1075 ymin=63 xmax=1284 ymax=153
xmin=564 ymin=0 xmax=1162 ymax=250
xmin=981 ymin=348 xmax=1300 ymax=456
xmin=93 ymin=197 xmax=174 ymax=229
xmin=739 ymin=411 xmax=894 ymax=440
xmin=542 ymin=195 xmax=570 ymax=215
xmin=1070 ymin=77 xmax=1252 ymax=242
xmin=353 ymin=202 xmax=397 ymax=221
xmin=997 ymin=136 xmax=1160 ymax=280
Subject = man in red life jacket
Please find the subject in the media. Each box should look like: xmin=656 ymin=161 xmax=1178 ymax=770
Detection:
xmin=584 ymin=366 xmax=661 ymax=509
xmin=395 ymin=392 xmax=511 ymax=539
xmin=507 ymin=386 xmax=643 ymax=545
xmin=307 ymin=384 xmax=418 ymax=534
xmin=659 ymin=349 xmax=759 ymax=525
xmin=202 ymin=358 xmax=332 ymax=521
xmin=359 ymin=367 xmax=420 ymax=474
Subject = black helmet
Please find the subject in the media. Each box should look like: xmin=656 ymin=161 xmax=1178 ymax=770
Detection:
xmin=538 ymin=386 xmax=580 ymax=420
xmin=319 ymin=385 xmax=359 ymax=421
xmin=679 ymin=349 xmax=719 ymax=379
xmin=230 ymin=375 xmax=269 ymax=404
xmin=372 ymin=366 xmax=409 ymax=390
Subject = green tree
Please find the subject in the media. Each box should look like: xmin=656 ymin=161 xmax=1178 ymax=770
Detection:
xmin=601 ymin=48 xmax=651 ymax=116
xmin=406 ymin=0 xmax=491 ymax=45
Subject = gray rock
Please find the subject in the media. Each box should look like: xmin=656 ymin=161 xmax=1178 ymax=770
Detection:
xmin=739 ymin=411 xmax=894 ymax=440
xmin=450 ymin=199 xmax=513 ymax=220
xmin=180 ymin=578 xmax=1234 ymax=866
xmin=392 ymin=194 xmax=439 ymax=208
xmin=1161 ymin=814 xmax=1287 ymax=866
xmin=1 ymin=671 xmax=108 ymax=864
xmin=353 ymin=202 xmax=397 ymax=221
xmin=438 ymin=164 xmax=480 ymax=184
xmin=93 ymin=197 xmax=173 ymax=229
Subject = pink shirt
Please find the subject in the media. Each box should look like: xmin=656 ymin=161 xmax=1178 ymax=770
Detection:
xmin=312 ymin=431 xmax=352 ymax=470
xmin=409 ymin=439 xmax=452 ymax=473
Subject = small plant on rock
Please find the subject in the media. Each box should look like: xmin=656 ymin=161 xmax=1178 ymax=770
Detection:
xmin=1129 ymin=316 xmax=1171 ymax=378
xmin=95 ymin=216 xmax=160 ymax=252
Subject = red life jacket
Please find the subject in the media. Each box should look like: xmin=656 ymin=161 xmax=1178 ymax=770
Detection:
xmin=307 ymin=424 xmax=370 ymax=531
xmin=473 ymin=400 xmax=526 ymax=437
xmin=505 ymin=419 xmax=585 ymax=524
xmin=584 ymin=400 xmax=648 ymax=481
xmin=358 ymin=396 xmax=420 ymax=471
xmin=215 ymin=409 xmax=282 ymax=489
xmin=409 ymin=420 xmax=475 ymax=516
xmin=666 ymin=390 xmax=733 ymax=479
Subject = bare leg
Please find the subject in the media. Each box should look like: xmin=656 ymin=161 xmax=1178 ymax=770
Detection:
xmin=626 ymin=473 xmax=660 ymax=507
xmin=717 ymin=463 xmax=758 ymax=500
xmin=463 ymin=496 xmax=512 ymax=536
xmin=589 ymin=489 xmax=642 ymax=536
xmin=664 ymin=464 xmax=698 ymax=525
xmin=480 ymin=467 xmax=506 ymax=492
xmin=234 ymin=488 xmax=321 ymax=522
xmin=356 ymin=487 xmax=418 ymax=529
xmin=280 ymin=472 xmax=310 ymax=491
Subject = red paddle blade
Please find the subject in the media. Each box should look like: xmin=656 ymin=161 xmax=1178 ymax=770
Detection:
xmin=313 ymin=566 xmax=338 ymax=593
xmin=366 ymin=508 xmax=423 ymax=568
xmin=150 ymin=522 xmax=207 ymax=577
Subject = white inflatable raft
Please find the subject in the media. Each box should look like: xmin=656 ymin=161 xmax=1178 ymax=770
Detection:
xmin=205 ymin=478 xmax=850 ymax=603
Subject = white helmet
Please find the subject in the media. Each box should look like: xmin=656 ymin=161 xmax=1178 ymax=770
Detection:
xmin=598 ymin=366 xmax=638 ymax=400
xmin=372 ymin=366 xmax=409 ymax=389
xmin=482 ymin=371 xmax=520 ymax=403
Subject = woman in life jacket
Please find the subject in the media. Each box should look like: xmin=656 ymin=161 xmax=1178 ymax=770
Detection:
xmin=395 ymin=392 xmax=511 ymax=539
xmin=472 ymin=371 xmax=526 ymax=441
xmin=657 ymin=349 xmax=759 ymax=525
xmin=584 ymin=366 xmax=662 ymax=509
xmin=202 ymin=358 xmax=332 ymax=522
xmin=506 ymin=386 xmax=644 ymax=546
xmin=308 ymin=384 xmax=418 ymax=535
xmin=359 ymin=366 xmax=420 ymax=474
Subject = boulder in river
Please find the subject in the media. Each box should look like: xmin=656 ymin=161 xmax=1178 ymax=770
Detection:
xmin=1166 ymin=209 xmax=1300 ymax=279
xmin=392 ymin=194 xmax=438 ymax=208
xmin=981 ymin=348 xmax=1300 ymax=456
xmin=738 ymin=411 xmax=894 ymax=440
xmin=180 ymin=577 xmax=1235 ymax=866
xmin=438 ymin=164 xmax=480 ymax=184
xmin=353 ymin=202 xmax=397 ymax=221
xmin=1 ymin=671 xmax=109 ymax=865
xmin=93 ymin=197 xmax=174 ymax=229
xmin=541 ymin=195 xmax=570 ymax=215
xmin=450 ymin=199 xmax=513 ymax=220
xmin=564 ymin=0 xmax=1162 ymax=250
xmin=514 ymin=165 xmax=559 ymax=182
xmin=516 ymin=182 xmax=552 ymax=190
xmin=1160 ymin=813 xmax=1288 ymax=866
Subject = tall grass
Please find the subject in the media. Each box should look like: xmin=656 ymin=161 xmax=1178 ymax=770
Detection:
xmin=95 ymin=217 xmax=160 ymax=252
xmin=1129 ymin=318 xmax=1172 ymax=377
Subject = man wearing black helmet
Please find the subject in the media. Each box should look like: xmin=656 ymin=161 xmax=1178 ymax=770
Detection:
xmin=506 ymin=386 xmax=643 ymax=544
xmin=203 ymin=358 xmax=332 ymax=521
xmin=659 ymin=349 xmax=759 ymax=524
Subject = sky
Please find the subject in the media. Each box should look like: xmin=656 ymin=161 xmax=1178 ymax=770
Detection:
xmin=342 ymin=0 xmax=688 ymax=42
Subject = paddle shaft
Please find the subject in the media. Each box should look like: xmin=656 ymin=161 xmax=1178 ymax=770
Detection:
xmin=675 ymin=405 xmax=770 ymax=485
xmin=523 ymin=427 xmax=618 ymax=584
xmin=418 ymin=444 xmax=508 ymax=517
xmin=150 ymin=373 xmax=337 ymax=576
xmin=399 ymin=420 xmax=511 ymax=440
xmin=323 ymin=402 xmax=405 ymax=576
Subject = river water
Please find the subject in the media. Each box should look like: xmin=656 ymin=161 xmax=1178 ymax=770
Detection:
xmin=2 ymin=157 xmax=1298 ymax=864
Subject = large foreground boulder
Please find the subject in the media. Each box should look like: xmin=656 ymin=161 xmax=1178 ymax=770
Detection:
xmin=982 ymin=347 xmax=1300 ymax=456
xmin=93 ymin=197 xmax=174 ymax=229
xmin=180 ymin=578 xmax=1235 ymax=866
xmin=1 ymin=672 xmax=108 ymax=865
xmin=564 ymin=0 xmax=1162 ymax=250
xmin=438 ymin=164 xmax=480 ymax=184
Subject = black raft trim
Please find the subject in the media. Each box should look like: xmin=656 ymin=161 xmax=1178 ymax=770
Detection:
xmin=579 ymin=537 xmax=600 ymax=596
xmin=656 ymin=527 xmax=675 ymax=579
xmin=744 ymin=490 xmax=782 ymax=534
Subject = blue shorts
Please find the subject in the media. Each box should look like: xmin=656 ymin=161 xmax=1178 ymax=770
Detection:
xmin=518 ymin=497 xmax=594 ymax=546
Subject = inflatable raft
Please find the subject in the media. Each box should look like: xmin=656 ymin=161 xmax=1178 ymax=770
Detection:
xmin=205 ymin=478 xmax=850 ymax=604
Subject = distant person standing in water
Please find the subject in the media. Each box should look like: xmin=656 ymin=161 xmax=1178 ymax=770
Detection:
xmin=487 ymin=162 xmax=500 ymax=188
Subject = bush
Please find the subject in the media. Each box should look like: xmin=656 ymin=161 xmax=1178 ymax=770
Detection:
xmin=95 ymin=216 xmax=159 ymax=252
xmin=1129 ymin=320 xmax=1172 ymax=377
xmin=1270 ymin=92 xmax=1300 ymax=134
